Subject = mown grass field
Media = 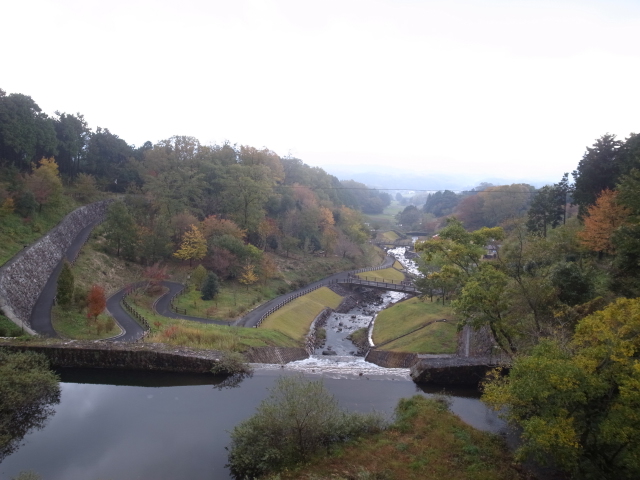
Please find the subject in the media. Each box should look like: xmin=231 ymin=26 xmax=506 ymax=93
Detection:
xmin=172 ymin=282 xmax=280 ymax=320
xmin=129 ymin=291 xmax=299 ymax=350
xmin=275 ymin=395 xmax=523 ymax=480
xmin=356 ymin=267 xmax=405 ymax=283
xmin=372 ymin=297 xmax=457 ymax=353
xmin=259 ymin=287 xmax=343 ymax=342
xmin=52 ymin=306 xmax=122 ymax=340
xmin=393 ymin=259 xmax=404 ymax=270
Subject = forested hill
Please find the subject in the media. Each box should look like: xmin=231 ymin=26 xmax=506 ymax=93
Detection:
xmin=0 ymin=88 xmax=394 ymax=271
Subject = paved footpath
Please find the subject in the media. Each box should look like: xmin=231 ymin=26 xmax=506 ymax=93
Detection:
xmin=235 ymin=255 xmax=395 ymax=328
xmin=154 ymin=281 xmax=232 ymax=326
xmin=30 ymin=220 xmax=100 ymax=337
xmin=31 ymin=219 xmax=396 ymax=339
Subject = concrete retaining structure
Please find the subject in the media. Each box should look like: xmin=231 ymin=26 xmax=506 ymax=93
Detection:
xmin=366 ymin=349 xmax=418 ymax=368
xmin=0 ymin=341 xmax=309 ymax=372
xmin=410 ymin=356 xmax=503 ymax=386
xmin=0 ymin=341 xmax=225 ymax=373
xmin=0 ymin=200 xmax=112 ymax=332
xmin=243 ymin=346 xmax=309 ymax=364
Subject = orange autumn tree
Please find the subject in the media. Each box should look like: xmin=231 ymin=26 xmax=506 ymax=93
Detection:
xmin=87 ymin=285 xmax=106 ymax=321
xmin=578 ymin=189 xmax=631 ymax=254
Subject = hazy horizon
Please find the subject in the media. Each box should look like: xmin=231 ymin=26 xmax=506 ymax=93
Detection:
xmin=3 ymin=0 xmax=639 ymax=185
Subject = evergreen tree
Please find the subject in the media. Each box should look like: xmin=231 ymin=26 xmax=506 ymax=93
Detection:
xmin=56 ymin=261 xmax=74 ymax=310
xmin=201 ymin=272 xmax=220 ymax=301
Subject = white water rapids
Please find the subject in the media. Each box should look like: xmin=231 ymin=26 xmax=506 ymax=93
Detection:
xmin=256 ymin=245 xmax=423 ymax=376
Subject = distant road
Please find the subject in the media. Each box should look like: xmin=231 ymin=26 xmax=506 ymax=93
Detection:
xmin=236 ymin=255 xmax=395 ymax=328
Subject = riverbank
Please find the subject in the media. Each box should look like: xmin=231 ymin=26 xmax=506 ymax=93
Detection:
xmin=271 ymin=395 xmax=525 ymax=480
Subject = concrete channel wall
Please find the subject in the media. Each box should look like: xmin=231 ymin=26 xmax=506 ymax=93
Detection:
xmin=0 ymin=200 xmax=112 ymax=331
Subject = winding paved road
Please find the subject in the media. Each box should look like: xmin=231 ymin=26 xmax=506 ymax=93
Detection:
xmin=154 ymin=281 xmax=232 ymax=326
xmin=30 ymin=216 xmax=398 ymax=341
xmin=235 ymin=255 xmax=395 ymax=327
xmin=30 ymin=220 xmax=101 ymax=337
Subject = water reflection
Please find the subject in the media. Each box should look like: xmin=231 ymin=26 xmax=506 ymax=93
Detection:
xmin=1 ymin=369 xmax=504 ymax=480
xmin=0 ymin=362 xmax=60 ymax=463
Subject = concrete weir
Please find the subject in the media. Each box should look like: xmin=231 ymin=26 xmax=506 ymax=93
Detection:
xmin=410 ymin=356 xmax=502 ymax=387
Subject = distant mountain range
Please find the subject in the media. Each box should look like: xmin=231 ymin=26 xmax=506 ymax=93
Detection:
xmin=323 ymin=165 xmax=553 ymax=192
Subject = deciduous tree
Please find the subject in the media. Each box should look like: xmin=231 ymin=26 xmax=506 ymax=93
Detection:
xmin=86 ymin=285 xmax=106 ymax=322
xmin=483 ymin=298 xmax=640 ymax=479
xmin=578 ymin=189 xmax=630 ymax=254
xmin=239 ymin=263 xmax=258 ymax=290
xmin=24 ymin=157 xmax=63 ymax=211
xmin=103 ymin=200 xmax=138 ymax=258
xmin=173 ymin=224 xmax=207 ymax=266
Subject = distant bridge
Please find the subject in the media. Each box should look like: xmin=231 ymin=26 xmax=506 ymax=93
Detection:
xmin=336 ymin=275 xmax=419 ymax=294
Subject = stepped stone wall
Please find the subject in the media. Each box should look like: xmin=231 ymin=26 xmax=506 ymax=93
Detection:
xmin=0 ymin=200 xmax=112 ymax=332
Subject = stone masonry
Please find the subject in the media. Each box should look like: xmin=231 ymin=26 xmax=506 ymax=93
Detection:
xmin=0 ymin=200 xmax=112 ymax=333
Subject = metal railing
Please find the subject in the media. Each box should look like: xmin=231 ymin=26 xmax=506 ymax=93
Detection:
xmin=121 ymin=287 xmax=151 ymax=342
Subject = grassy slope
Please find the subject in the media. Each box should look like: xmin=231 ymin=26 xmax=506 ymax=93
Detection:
xmin=356 ymin=267 xmax=405 ymax=282
xmin=373 ymin=297 xmax=458 ymax=353
xmin=0 ymin=196 xmax=79 ymax=266
xmin=259 ymin=287 xmax=343 ymax=342
xmin=52 ymin=306 xmax=122 ymax=340
xmin=275 ymin=395 xmax=523 ymax=480
xmin=132 ymin=291 xmax=299 ymax=350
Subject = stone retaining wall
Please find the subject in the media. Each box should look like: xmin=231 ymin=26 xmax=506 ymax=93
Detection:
xmin=0 ymin=200 xmax=112 ymax=331
xmin=0 ymin=341 xmax=225 ymax=373
xmin=0 ymin=341 xmax=310 ymax=372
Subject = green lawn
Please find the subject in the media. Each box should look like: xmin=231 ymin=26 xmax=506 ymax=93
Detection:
xmin=381 ymin=320 xmax=459 ymax=353
xmin=128 ymin=291 xmax=300 ymax=350
xmin=52 ymin=306 xmax=122 ymax=340
xmin=260 ymin=287 xmax=343 ymax=342
xmin=356 ymin=267 xmax=405 ymax=283
xmin=372 ymin=297 xmax=457 ymax=353
xmin=172 ymin=282 xmax=279 ymax=320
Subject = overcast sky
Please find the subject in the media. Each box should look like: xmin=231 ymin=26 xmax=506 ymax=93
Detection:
xmin=3 ymin=0 xmax=639 ymax=185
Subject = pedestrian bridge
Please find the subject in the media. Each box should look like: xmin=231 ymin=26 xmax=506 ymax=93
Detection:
xmin=335 ymin=275 xmax=419 ymax=294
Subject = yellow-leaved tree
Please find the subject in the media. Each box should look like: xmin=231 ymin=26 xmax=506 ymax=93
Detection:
xmin=173 ymin=225 xmax=207 ymax=266
xmin=25 ymin=157 xmax=63 ymax=211
xmin=239 ymin=263 xmax=258 ymax=290
xmin=483 ymin=298 xmax=640 ymax=478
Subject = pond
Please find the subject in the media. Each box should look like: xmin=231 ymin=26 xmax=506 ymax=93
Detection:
xmin=1 ymin=367 xmax=504 ymax=480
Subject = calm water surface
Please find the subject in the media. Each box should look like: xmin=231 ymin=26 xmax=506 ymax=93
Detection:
xmin=1 ymin=367 xmax=503 ymax=480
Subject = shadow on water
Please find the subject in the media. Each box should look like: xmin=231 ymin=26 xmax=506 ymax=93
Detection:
xmin=55 ymin=367 xmax=229 ymax=388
